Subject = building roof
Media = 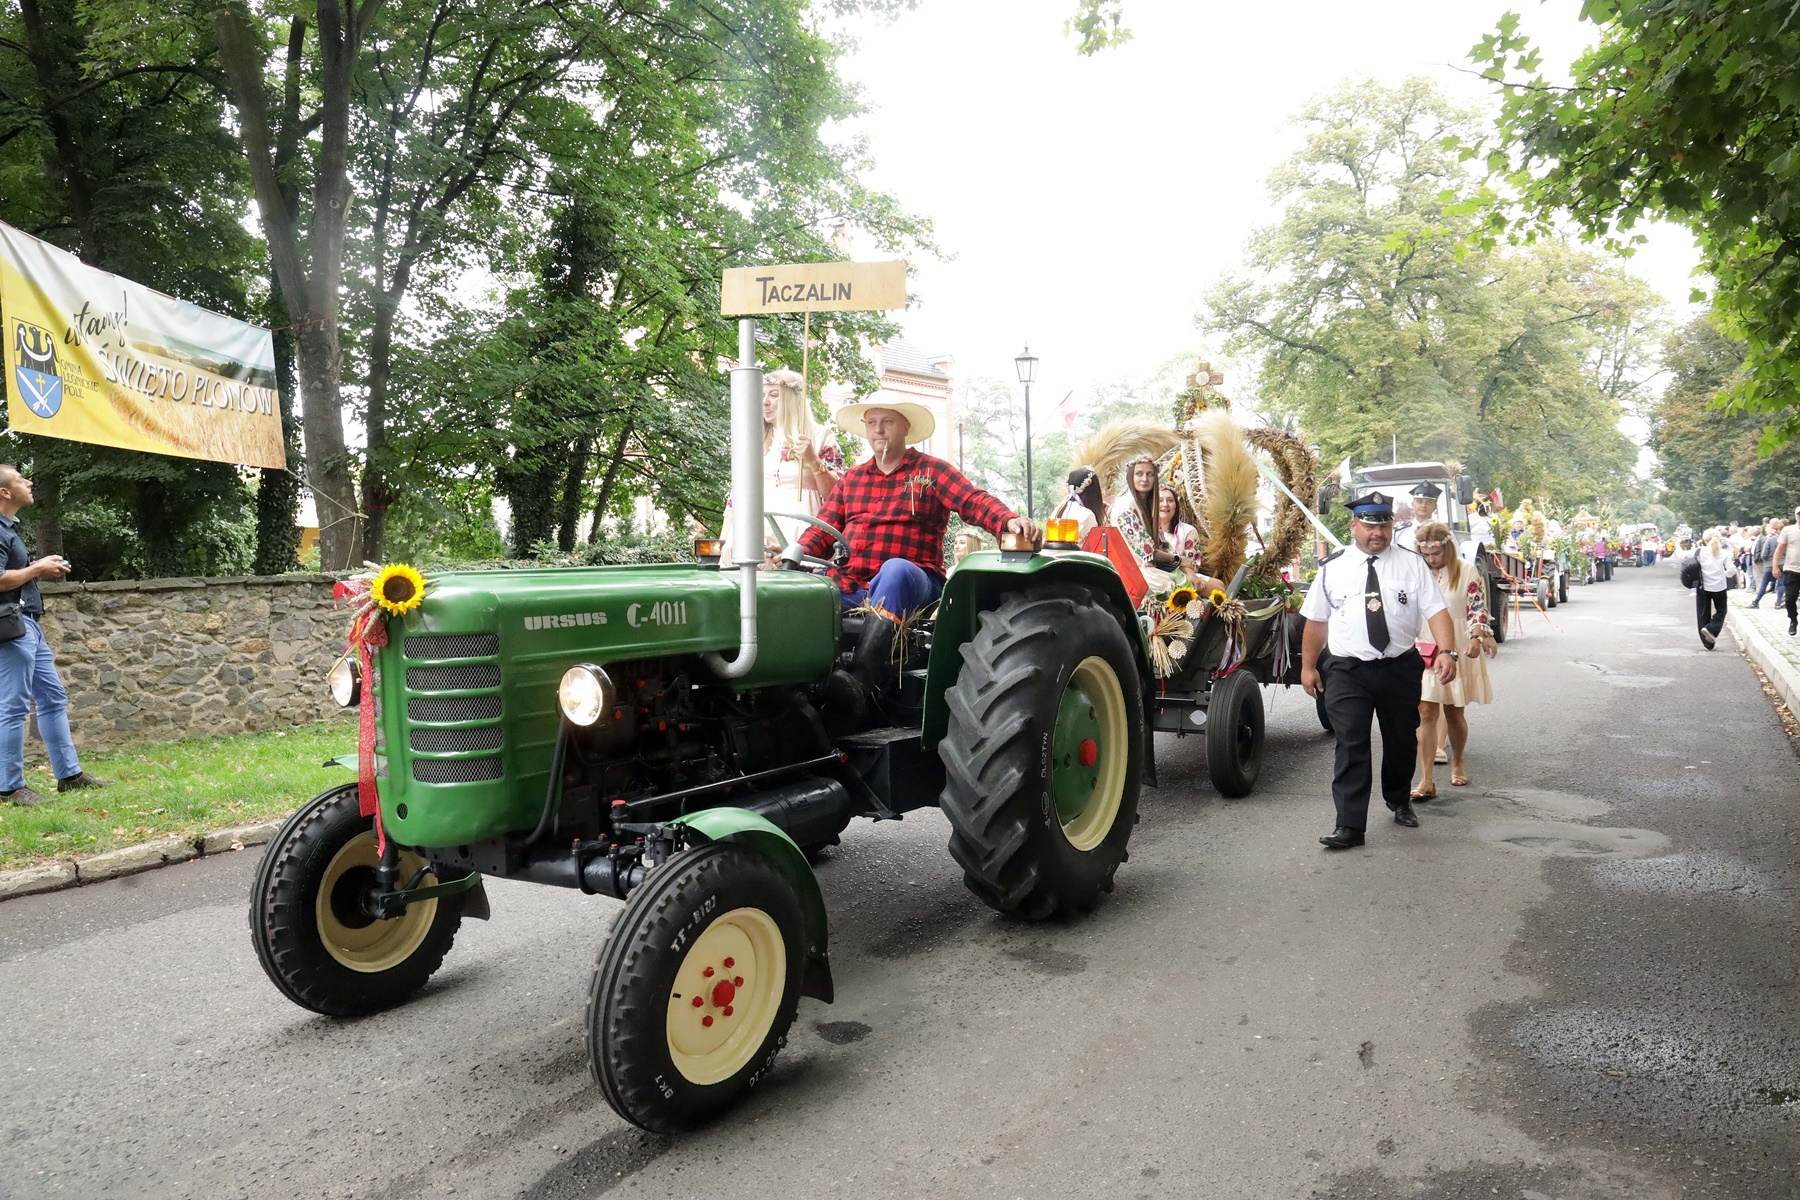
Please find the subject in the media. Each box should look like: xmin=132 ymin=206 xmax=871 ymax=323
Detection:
xmin=879 ymin=340 xmax=949 ymax=381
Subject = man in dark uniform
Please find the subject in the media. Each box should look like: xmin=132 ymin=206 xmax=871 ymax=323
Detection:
xmin=1392 ymin=482 xmax=1441 ymax=552
xmin=0 ymin=465 xmax=105 ymax=806
xmin=1298 ymin=491 xmax=1458 ymax=849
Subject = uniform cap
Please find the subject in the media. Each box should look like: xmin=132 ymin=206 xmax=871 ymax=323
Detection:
xmin=1345 ymin=491 xmax=1395 ymax=523
xmin=1409 ymin=482 xmax=1442 ymax=499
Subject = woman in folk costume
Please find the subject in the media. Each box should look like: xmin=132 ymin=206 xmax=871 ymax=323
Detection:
xmin=1155 ymin=483 xmax=1201 ymax=559
xmin=1411 ymin=521 xmax=1495 ymax=798
xmin=1051 ymin=465 xmax=1106 ymax=542
xmin=1109 ymin=454 xmax=1187 ymax=593
xmin=719 ymin=369 xmax=842 ymax=563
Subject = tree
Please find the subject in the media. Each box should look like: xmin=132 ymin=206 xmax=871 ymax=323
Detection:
xmin=1469 ymin=2 xmax=1800 ymax=449
xmin=1204 ymin=77 xmax=1651 ymax=510
xmin=0 ymin=0 xmax=269 ymax=572
xmin=1651 ymin=315 xmax=1800 ymax=528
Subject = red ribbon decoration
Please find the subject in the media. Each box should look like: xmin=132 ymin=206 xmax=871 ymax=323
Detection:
xmin=343 ymin=596 xmax=390 ymax=857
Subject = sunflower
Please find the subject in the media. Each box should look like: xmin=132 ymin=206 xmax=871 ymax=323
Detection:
xmin=371 ymin=562 xmax=427 ymax=616
xmin=1166 ymin=586 xmax=1198 ymax=612
xmin=1207 ymin=588 xmax=1228 ymax=607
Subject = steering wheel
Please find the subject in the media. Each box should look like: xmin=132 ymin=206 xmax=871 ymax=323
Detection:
xmin=765 ymin=511 xmax=850 ymax=572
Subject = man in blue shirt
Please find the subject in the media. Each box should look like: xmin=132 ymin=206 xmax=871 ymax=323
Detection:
xmin=0 ymin=465 xmax=104 ymax=806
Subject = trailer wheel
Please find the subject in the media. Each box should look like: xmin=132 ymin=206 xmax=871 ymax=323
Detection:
xmin=1205 ymin=670 xmax=1265 ymax=798
xmin=588 ymin=842 xmax=804 ymax=1134
xmin=250 ymin=784 xmax=463 ymax=1017
xmin=1559 ymin=572 xmax=1569 ymax=604
xmin=1489 ymin=581 xmax=1509 ymax=644
xmin=1316 ymin=691 xmax=1333 ymax=734
xmin=939 ymin=586 xmax=1143 ymax=920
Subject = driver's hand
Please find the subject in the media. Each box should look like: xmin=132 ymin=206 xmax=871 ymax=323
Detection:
xmin=1006 ymin=516 xmax=1041 ymax=543
xmin=1301 ymin=666 xmax=1322 ymax=697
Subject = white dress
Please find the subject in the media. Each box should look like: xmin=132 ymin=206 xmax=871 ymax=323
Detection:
xmin=719 ymin=440 xmax=840 ymax=561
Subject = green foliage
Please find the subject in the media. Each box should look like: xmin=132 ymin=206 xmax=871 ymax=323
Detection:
xmin=1650 ymin=316 xmax=1800 ymax=528
xmin=1067 ymin=0 xmax=1132 ymax=55
xmin=1205 ymin=77 xmax=1653 ymax=511
xmin=1469 ymin=1 xmax=1800 ymax=448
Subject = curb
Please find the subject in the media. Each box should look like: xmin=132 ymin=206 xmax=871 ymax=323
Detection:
xmin=0 ymin=817 xmax=287 ymax=903
xmin=1726 ymin=608 xmax=1800 ymax=717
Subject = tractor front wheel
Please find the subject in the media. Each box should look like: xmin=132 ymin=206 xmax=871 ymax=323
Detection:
xmin=939 ymin=586 xmax=1143 ymax=920
xmin=587 ymin=842 xmax=804 ymax=1134
xmin=250 ymin=784 xmax=464 ymax=1016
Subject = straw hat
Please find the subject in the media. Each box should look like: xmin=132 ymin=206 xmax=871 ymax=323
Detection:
xmin=833 ymin=391 xmax=936 ymax=445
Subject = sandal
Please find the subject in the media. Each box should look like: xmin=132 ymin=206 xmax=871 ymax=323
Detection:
xmin=1450 ymin=773 xmax=1469 ymax=787
xmin=1434 ymin=750 xmax=1450 ymax=765
xmin=1409 ymin=787 xmax=1437 ymax=802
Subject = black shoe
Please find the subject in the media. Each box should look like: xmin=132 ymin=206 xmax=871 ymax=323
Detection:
xmin=56 ymin=771 xmax=107 ymax=792
xmin=3 ymin=785 xmax=45 ymax=807
xmin=1699 ymin=628 xmax=1717 ymax=649
xmin=1390 ymin=800 xmax=1420 ymax=827
xmin=1319 ymin=827 xmax=1365 ymax=849
xmin=1790 ymin=621 xmax=1797 ymax=636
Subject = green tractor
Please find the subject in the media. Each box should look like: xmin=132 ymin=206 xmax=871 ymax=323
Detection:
xmin=249 ymin=287 xmax=1265 ymax=1133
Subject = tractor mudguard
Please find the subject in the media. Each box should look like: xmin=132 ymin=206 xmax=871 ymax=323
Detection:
xmin=924 ymin=552 xmax=1154 ymax=779
xmin=667 ymin=808 xmax=833 ymax=1003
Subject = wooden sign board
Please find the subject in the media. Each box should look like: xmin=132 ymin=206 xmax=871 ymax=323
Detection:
xmin=721 ymin=259 xmax=907 ymax=315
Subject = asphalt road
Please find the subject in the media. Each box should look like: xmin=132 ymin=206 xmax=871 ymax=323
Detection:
xmin=3 ymin=564 xmax=1796 ymax=1200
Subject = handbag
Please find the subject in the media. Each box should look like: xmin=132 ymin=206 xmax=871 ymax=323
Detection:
xmin=1414 ymin=640 xmax=1438 ymax=667
xmin=0 ymin=602 xmax=25 ymax=642
xmin=1679 ymin=558 xmax=1701 ymax=590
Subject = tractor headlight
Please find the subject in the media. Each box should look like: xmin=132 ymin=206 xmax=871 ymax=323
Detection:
xmin=328 ymin=655 xmax=360 ymax=708
xmin=558 ymin=664 xmax=612 ymax=727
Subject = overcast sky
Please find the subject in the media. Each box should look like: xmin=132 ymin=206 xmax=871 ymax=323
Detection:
xmin=832 ymin=0 xmax=1701 ymax=431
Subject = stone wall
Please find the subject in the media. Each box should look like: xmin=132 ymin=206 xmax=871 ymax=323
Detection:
xmin=33 ymin=574 xmax=345 ymax=753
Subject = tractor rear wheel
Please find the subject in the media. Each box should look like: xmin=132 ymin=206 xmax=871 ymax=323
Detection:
xmin=250 ymin=784 xmax=464 ymax=1016
xmin=1205 ymin=669 xmax=1265 ymax=798
xmin=939 ymin=586 xmax=1143 ymax=920
xmin=587 ymin=842 xmax=804 ymax=1134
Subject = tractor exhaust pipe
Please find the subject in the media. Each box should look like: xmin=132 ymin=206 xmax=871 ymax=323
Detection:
xmin=705 ymin=315 xmax=763 ymax=680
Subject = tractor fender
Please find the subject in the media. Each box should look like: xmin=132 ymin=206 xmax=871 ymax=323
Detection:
xmin=667 ymin=808 xmax=833 ymax=1003
xmin=923 ymin=552 xmax=1154 ymax=781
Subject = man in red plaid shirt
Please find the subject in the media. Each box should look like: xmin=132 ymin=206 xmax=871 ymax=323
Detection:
xmin=799 ymin=395 xmax=1038 ymax=709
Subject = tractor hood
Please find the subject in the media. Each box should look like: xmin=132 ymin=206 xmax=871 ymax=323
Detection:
xmin=368 ymin=563 xmax=840 ymax=849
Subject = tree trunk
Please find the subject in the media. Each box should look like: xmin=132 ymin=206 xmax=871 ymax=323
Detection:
xmin=296 ymin=324 xmax=360 ymax=570
xmin=588 ymin=422 xmax=634 ymax=539
xmin=359 ymin=296 xmax=399 ymax=562
xmin=33 ymin=472 xmax=63 ymax=558
xmin=556 ymin=437 xmax=591 ymax=551
xmin=254 ymin=285 xmax=304 ymax=574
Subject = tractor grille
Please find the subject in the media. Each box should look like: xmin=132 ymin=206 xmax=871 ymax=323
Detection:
xmin=407 ymin=695 xmax=502 ymax=723
xmin=405 ymin=663 xmax=501 ymax=692
xmin=410 ymin=726 xmax=503 ymax=753
xmin=413 ymin=756 xmax=504 ymax=784
xmin=401 ymin=632 xmax=504 ymax=784
xmin=404 ymin=633 xmax=499 ymax=660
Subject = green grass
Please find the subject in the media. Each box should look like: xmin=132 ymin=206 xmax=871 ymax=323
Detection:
xmin=0 ymin=721 xmax=355 ymax=871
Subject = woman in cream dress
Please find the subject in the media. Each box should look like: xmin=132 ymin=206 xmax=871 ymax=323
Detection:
xmin=719 ymin=369 xmax=841 ymax=563
xmin=1413 ymin=521 xmax=1494 ymax=797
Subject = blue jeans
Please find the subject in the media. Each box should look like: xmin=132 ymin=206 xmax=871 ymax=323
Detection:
xmin=0 ymin=616 xmax=81 ymax=790
xmin=841 ymin=559 xmax=944 ymax=616
xmin=1751 ymin=566 xmax=1780 ymax=605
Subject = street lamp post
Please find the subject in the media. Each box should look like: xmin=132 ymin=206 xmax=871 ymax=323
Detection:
xmin=1014 ymin=344 xmax=1039 ymax=519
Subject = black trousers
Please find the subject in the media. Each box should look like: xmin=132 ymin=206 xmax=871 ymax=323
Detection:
xmin=1784 ymin=571 xmax=1800 ymax=627
xmin=1695 ymin=587 xmax=1727 ymax=641
xmin=1321 ymin=650 xmax=1424 ymax=832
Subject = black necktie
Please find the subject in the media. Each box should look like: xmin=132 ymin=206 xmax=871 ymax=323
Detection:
xmin=1364 ymin=556 xmax=1388 ymax=650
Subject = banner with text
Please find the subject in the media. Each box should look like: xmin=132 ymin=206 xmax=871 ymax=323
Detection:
xmin=0 ymin=221 xmax=285 ymax=468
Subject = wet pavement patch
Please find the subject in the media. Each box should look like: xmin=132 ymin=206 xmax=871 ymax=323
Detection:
xmin=1474 ymin=820 xmax=1669 ymax=859
xmin=1589 ymin=852 xmax=1773 ymax=897
xmin=1568 ymin=661 xmax=1675 ymax=688
xmin=516 ymin=1128 xmax=670 ymax=1200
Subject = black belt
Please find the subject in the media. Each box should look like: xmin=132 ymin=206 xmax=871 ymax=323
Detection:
xmin=1325 ymin=648 xmax=1422 ymax=667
